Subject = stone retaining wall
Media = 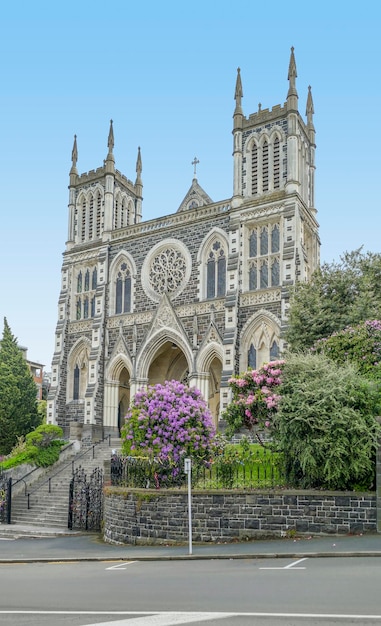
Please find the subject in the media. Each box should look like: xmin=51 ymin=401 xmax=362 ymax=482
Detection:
xmin=103 ymin=488 xmax=376 ymax=545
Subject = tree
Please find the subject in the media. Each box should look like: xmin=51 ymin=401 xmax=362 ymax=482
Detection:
xmin=0 ymin=319 xmax=41 ymax=455
xmin=273 ymin=352 xmax=381 ymax=490
xmin=313 ymin=319 xmax=381 ymax=382
xmin=286 ymin=250 xmax=381 ymax=351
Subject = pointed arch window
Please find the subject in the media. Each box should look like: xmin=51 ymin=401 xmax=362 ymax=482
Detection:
xmin=77 ymin=272 xmax=82 ymax=293
xmin=206 ymin=241 xmax=226 ymax=299
xmin=92 ymin=268 xmax=97 ymax=290
xmin=115 ymin=262 xmax=132 ymax=314
xmin=271 ymin=259 xmax=280 ymax=287
xmin=262 ymin=140 xmax=269 ymax=192
xmin=91 ymin=296 xmax=96 ymax=318
xmin=249 ymin=262 xmax=257 ymax=291
xmin=248 ymin=344 xmax=257 ymax=369
xmin=73 ymin=365 xmax=80 ymax=400
xmin=251 ymin=144 xmax=258 ymax=195
xmin=83 ymin=297 xmax=89 ymax=319
xmin=84 ymin=270 xmax=90 ymax=292
xmin=271 ymin=225 xmax=280 ymax=253
xmin=96 ymin=192 xmax=102 ymax=238
xmin=273 ymin=137 xmax=280 ymax=189
xmin=260 ymin=228 xmax=268 ymax=255
xmin=88 ymin=194 xmax=94 ymax=240
xmin=270 ymin=340 xmax=279 ymax=361
xmin=76 ymin=298 xmax=81 ymax=320
xmin=81 ymin=197 xmax=86 ymax=242
xmin=260 ymin=262 xmax=268 ymax=289
xmin=249 ymin=230 xmax=257 ymax=257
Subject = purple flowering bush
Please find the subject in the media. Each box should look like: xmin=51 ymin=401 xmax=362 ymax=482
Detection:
xmin=222 ymin=361 xmax=284 ymax=439
xmin=121 ymin=380 xmax=216 ymax=467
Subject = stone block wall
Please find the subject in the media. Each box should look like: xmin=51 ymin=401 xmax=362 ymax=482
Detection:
xmin=103 ymin=488 xmax=376 ymax=545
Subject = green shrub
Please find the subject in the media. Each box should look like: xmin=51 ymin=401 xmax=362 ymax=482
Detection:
xmin=25 ymin=424 xmax=63 ymax=448
xmin=274 ymin=352 xmax=381 ymax=490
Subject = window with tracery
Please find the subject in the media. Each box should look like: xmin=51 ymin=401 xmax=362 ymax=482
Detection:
xmin=115 ymin=262 xmax=132 ymax=314
xmin=248 ymin=344 xmax=257 ymax=369
xmin=75 ymin=266 xmax=97 ymax=320
xmin=206 ymin=241 xmax=226 ymax=299
xmin=247 ymin=223 xmax=280 ymax=291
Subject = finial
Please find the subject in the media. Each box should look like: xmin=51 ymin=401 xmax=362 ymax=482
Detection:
xmin=234 ymin=67 xmax=243 ymax=114
xmin=71 ymin=134 xmax=78 ymax=167
xmin=191 ymin=156 xmax=199 ymax=179
xmin=287 ymin=46 xmax=298 ymax=103
xmin=108 ymin=119 xmax=114 ymax=152
xmin=258 ymin=103 xmax=262 ymax=112
xmin=136 ymin=146 xmax=142 ymax=177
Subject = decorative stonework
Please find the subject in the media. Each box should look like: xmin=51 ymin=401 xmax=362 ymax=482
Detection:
xmin=241 ymin=289 xmax=281 ymax=306
xmin=68 ymin=320 xmax=94 ymax=334
xmin=141 ymin=239 xmax=192 ymax=303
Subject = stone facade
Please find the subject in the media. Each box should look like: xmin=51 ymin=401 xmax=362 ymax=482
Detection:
xmin=103 ymin=489 xmax=376 ymax=545
xmin=47 ymin=48 xmax=320 ymax=437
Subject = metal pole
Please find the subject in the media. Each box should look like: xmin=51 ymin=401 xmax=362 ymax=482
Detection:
xmin=184 ymin=458 xmax=192 ymax=555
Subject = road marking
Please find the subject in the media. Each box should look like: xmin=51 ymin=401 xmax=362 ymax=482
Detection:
xmin=106 ymin=561 xmax=137 ymax=570
xmin=1 ymin=610 xmax=381 ymax=622
xmin=0 ymin=538 xmax=14 ymax=541
xmin=260 ymin=557 xmax=308 ymax=570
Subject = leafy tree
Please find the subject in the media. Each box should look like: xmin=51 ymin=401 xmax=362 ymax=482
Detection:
xmin=273 ymin=352 xmax=381 ymax=490
xmin=286 ymin=249 xmax=381 ymax=350
xmin=0 ymin=318 xmax=41 ymax=455
xmin=313 ymin=320 xmax=381 ymax=382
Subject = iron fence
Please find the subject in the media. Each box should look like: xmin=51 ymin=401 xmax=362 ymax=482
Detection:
xmin=111 ymin=451 xmax=285 ymax=490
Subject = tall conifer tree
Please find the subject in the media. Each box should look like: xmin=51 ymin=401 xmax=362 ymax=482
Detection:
xmin=0 ymin=318 xmax=41 ymax=455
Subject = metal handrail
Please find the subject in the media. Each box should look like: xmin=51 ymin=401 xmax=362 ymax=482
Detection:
xmin=25 ymin=434 xmax=111 ymax=509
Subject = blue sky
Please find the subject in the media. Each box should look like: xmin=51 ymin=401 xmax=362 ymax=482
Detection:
xmin=0 ymin=1 xmax=380 ymax=369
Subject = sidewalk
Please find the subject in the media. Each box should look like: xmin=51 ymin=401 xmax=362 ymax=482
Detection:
xmin=0 ymin=522 xmax=381 ymax=562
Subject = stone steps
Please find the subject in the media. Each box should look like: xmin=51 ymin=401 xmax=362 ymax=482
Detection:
xmin=10 ymin=437 xmax=121 ymax=528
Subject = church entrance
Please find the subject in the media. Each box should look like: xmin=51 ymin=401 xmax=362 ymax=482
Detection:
xmin=116 ymin=366 xmax=130 ymax=435
xmin=147 ymin=340 xmax=189 ymax=386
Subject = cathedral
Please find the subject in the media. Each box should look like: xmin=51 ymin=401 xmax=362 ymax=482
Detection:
xmin=47 ymin=48 xmax=320 ymax=439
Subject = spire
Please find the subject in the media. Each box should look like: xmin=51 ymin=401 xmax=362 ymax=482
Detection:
xmin=135 ymin=146 xmax=142 ymax=183
xmin=108 ymin=119 xmax=114 ymax=152
xmin=105 ymin=119 xmax=115 ymax=172
xmin=70 ymin=135 xmax=78 ymax=175
xmin=234 ymin=67 xmax=243 ymax=114
xmin=306 ymin=85 xmax=315 ymax=125
xmin=287 ymin=46 xmax=298 ymax=107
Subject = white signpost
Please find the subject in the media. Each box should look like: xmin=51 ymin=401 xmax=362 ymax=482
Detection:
xmin=184 ymin=457 xmax=192 ymax=555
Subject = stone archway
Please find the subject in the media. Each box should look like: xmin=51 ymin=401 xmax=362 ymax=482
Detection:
xmin=117 ymin=366 xmax=130 ymax=435
xmin=147 ymin=340 xmax=189 ymax=386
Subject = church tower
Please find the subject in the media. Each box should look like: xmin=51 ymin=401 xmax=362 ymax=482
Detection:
xmin=47 ymin=49 xmax=320 ymax=439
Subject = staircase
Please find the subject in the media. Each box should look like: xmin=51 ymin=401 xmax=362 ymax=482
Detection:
xmin=9 ymin=436 xmax=121 ymax=529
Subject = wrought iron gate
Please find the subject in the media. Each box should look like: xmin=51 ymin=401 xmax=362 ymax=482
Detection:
xmin=0 ymin=471 xmax=11 ymax=524
xmin=68 ymin=466 xmax=104 ymax=531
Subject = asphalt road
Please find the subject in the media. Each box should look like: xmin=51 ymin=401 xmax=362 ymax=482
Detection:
xmin=1 ymin=557 xmax=381 ymax=625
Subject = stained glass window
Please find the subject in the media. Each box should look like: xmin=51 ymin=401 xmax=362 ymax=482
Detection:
xmin=271 ymin=259 xmax=280 ymax=286
xmin=84 ymin=270 xmax=90 ymax=292
xmin=249 ymin=263 xmax=257 ymax=290
xmin=260 ymin=262 xmax=268 ymax=289
xmin=248 ymin=344 xmax=256 ymax=369
xmin=260 ymin=228 xmax=268 ymax=255
xmin=270 ymin=340 xmax=279 ymax=361
xmin=73 ymin=365 xmax=80 ymax=400
xmin=249 ymin=231 xmax=257 ymax=257
xmin=77 ymin=272 xmax=82 ymax=293
xmin=271 ymin=225 xmax=280 ymax=253
xmin=92 ymin=268 xmax=97 ymax=290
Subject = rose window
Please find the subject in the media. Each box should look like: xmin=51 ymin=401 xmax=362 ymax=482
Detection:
xmin=149 ymin=248 xmax=186 ymax=295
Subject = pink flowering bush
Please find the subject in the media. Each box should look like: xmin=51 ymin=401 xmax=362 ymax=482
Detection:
xmin=222 ymin=361 xmax=284 ymax=439
xmin=121 ymin=380 xmax=216 ymax=467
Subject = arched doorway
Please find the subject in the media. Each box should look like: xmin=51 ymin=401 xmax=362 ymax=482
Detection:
xmin=117 ymin=366 xmax=130 ymax=435
xmin=147 ymin=341 xmax=189 ymax=386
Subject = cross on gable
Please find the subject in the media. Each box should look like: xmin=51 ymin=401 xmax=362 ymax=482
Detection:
xmin=191 ymin=157 xmax=199 ymax=177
